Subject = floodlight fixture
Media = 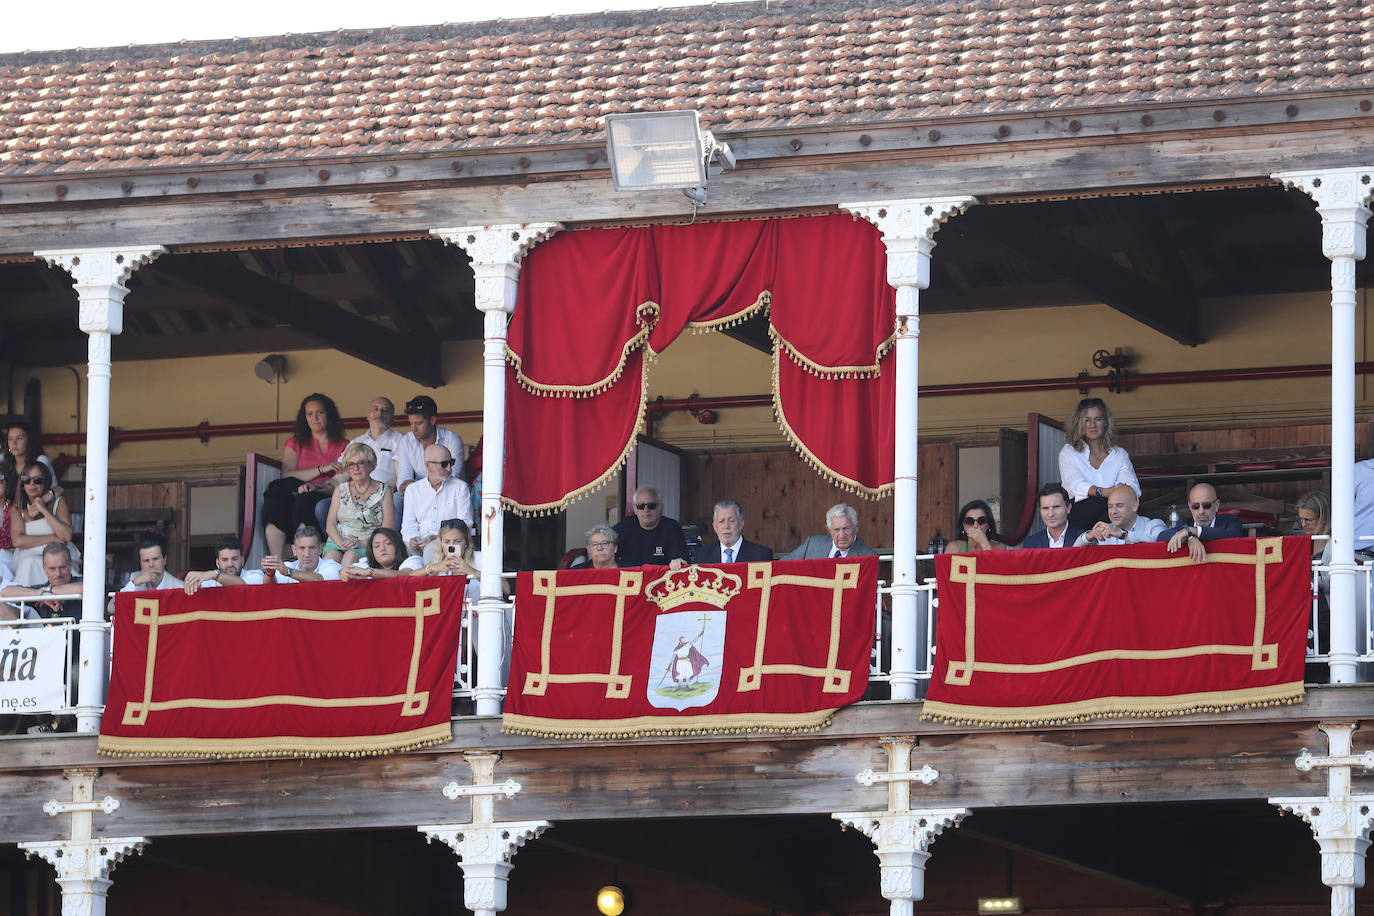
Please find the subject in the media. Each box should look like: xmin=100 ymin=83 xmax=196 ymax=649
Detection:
xmin=604 ymin=110 xmax=736 ymax=205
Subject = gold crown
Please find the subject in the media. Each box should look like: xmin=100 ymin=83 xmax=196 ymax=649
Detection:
xmin=644 ymin=565 xmax=743 ymax=611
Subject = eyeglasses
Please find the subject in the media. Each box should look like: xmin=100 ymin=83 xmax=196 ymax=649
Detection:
xmin=588 ymin=540 xmax=615 ymax=549
xmin=426 ymin=459 xmax=456 ymax=469
xmin=345 ymin=460 xmax=370 ymax=469
xmin=20 ymin=476 xmax=44 ymax=485
xmin=1189 ymin=501 xmax=1214 ymax=511
xmin=1297 ymin=514 xmax=1320 ymax=527
xmin=963 ymin=516 xmax=990 ymax=527
xmin=635 ymin=502 xmax=659 ymax=510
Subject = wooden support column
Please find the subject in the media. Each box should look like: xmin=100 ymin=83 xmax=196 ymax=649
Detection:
xmin=432 ymin=224 xmax=560 ymax=716
xmin=839 ymin=199 xmax=976 ymax=698
xmin=35 ymin=246 xmax=165 ymax=732
xmin=18 ymin=768 xmax=149 ymax=916
xmin=418 ymin=751 xmax=552 ymax=916
xmin=1274 ymin=167 xmax=1374 ymax=683
xmin=833 ymin=737 xmax=970 ymax=916
xmin=1271 ymin=722 xmax=1374 ymax=916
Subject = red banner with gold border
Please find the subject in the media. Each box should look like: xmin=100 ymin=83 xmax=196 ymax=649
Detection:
xmin=502 ymin=557 xmax=877 ymax=739
xmin=98 ymin=578 xmax=464 ymax=759
xmin=922 ymin=538 xmax=1310 ymax=726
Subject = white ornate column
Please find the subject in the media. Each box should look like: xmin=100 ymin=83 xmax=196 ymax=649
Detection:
xmin=1273 ymin=168 xmax=1372 ymax=683
xmin=18 ymin=768 xmax=149 ymax=916
xmin=37 ymin=246 xmax=165 ymax=731
xmin=432 ymin=224 xmax=560 ymax=716
xmin=418 ymin=751 xmax=551 ymax=916
xmin=1271 ymin=722 xmax=1374 ymax=916
xmin=833 ymin=737 xmax=970 ymax=916
xmin=838 ymin=199 xmax=976 ymax=699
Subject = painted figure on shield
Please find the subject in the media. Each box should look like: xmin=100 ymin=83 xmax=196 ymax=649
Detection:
xmin=668 ymin=630 xmax=710 ymax=688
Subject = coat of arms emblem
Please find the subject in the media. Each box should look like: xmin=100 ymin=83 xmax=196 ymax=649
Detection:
xmin=644 ymin=565 xmax=738 ymax=711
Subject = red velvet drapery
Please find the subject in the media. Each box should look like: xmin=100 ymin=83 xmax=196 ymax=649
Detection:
xmin=505 ymin=213 xmax=896 ymax=513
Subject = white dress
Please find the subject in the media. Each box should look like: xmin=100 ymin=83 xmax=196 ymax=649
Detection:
xmin=11 ymin=497 xmax=81 ymax=586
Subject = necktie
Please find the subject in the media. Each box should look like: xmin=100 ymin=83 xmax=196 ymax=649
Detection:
xmin=724 ymin=547 xmax=734 ymax=564
xmin=832 ymin=549 xmax=842 ymax=558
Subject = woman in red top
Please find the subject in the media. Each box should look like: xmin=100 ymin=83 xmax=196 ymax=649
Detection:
xmin=261 ymin=393 xmax=348 ymax=559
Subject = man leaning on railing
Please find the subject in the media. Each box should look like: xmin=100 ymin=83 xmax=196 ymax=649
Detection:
xmin=1 ymin=542 xmax=81 ymax=620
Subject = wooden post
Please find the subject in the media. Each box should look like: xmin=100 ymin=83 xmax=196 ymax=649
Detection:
xmin=839 ymin=199 xmax=976 ymax=699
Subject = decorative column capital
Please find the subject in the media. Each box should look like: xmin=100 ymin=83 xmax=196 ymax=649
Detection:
xmin=36 ymin=245 xmax=166 ymax=335
xmin=840 ymin=197 xmax=977 ymax=290
xmin=432 ymin=223 xmax=562 ymax=315
xmin=418 ymin=750 xmax=551 ymax=914
xmin=19 ymin=836 xmax=149 ymax=882
xmin=1273 ymin=167 xmax=1374 ymax=261
xmin=834 ymin=739 xmax=969 ymax=914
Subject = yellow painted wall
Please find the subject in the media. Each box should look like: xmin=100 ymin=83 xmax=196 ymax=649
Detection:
xmin=13 ymin=287 xmax=1368 ymax=483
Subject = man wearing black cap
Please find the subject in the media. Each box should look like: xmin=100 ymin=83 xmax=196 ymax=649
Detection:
xmin=395 ymin=395 xmax=465 ymax=497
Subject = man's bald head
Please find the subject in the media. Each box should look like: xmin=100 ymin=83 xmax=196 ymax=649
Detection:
xmin=1105 ymin=485 xmax=1139 ymax=530
xmin=423 ymin=444 xmax=454 ymax=485
xmin=1188 ymin=483 xmax=1220 ymax=527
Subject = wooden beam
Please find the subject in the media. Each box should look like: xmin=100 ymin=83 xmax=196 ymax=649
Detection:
xmin=341 ymin=245 xmax=436 ymax=337
xmin=982 ymin=209 xmax=1202 ymax=345
xmin=0 ymin=124 xmax=1369 ymax=254
xmin=152 ymin=252 xmax=443 ymax=386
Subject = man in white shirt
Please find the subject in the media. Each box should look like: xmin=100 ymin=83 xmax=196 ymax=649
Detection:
xmin=401 ymin=444 xmax=474 ymax=559
xmin=395 ymin=395 xmax=465 ymax=497
xmin=350 ymin=396 xmax=405 ymax=486
xmin=183 ymin=535 xmax=247 ymax=595
xmin=123 ymin=534 xmax=185 ymax=592
xmin=1074 ymin=485 xmax=1166 ymax=546
xmin=242 ymin=527 xmax=342 ymax=584
xmin=1 ymin=542 xmax=80 ymax=620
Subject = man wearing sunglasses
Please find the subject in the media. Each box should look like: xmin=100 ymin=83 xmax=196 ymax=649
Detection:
xmin=401 ymin=444 xmax=473 ymax=559
xmin=612 ymin=486 xmax=689 ymax=568
xmin=1156 ymin=482 xmax=1244 ymax=562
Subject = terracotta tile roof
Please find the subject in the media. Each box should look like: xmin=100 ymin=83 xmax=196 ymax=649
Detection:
xmin=1 ymin=0 xmax=1372 ymax=177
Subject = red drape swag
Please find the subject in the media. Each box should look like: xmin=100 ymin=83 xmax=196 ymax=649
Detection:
xmin=922 ymin=538 xmax=1311 ymax=727
xmin=504 ymin=213 xmax=896 ymax=513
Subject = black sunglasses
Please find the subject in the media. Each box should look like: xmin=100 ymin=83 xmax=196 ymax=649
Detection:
xmin=1189 ymin=501 xmax=1214 ymax=511
xmin=635 ymin=502 xmax=659 ymax=510
xmin=962 ymin=516 xmax=990 ymax=527
xmin=20 ymin=475 xmax=44 ymax=485
xmin=426 ymin=459 xmax=456 ymax=469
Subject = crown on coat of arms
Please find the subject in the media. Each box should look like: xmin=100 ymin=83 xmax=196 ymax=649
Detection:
xmin=645 ymin=565 xmax=742 ymax=611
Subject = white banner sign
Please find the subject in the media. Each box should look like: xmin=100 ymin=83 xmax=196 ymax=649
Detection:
xmin=0 ymin=624 xmax=69 ymax=714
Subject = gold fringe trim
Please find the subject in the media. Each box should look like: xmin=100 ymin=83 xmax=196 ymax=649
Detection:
xmin=500 ymin=708 xmax=837 ymax=740
xmin=919 ymin=682 xmax=1305 ymax=728
xmin=503 ymin=354 xmax=651 ymax=517
xmin=684 ymin=291 xmax=771 ymax=334
xmin=95 ymin=722 xmax=453 ymax=760
xmin=772 ymin=345 xmax=892 ymax=501
xmin=769 ymin=324 xmax=895 ymax=380
xmin=506 ymin=301 xmax=660 ymax=399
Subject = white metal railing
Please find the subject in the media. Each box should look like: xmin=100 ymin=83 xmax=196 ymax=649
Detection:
xmin=1306 ymin=535 xmax=1374 ymax=661
xmin=0 ymin=601 xmax=85 ymax=727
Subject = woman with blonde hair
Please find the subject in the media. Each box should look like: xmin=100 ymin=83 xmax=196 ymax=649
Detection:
xmin=1058 ymin=397 xmax=1141 ymax=531
xmin=323 ymin=442 xmax=394 ymax=568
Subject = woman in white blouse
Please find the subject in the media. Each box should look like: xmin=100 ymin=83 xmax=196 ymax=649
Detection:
xmin=1058 ymin=397 xmax=1141 ymax=531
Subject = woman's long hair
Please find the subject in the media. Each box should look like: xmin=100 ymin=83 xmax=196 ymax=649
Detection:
xmin=439 ymin=518 xmax=477 ymax=566
xmin=1064 ymin=397 xmax=1120 ymax=452
xmin=16 ymin=461 xmax=51 ymax=512
xmin=293 ymin=393 xmax=346 ymax=446
xmin=1295 ymin=490 xmax=1331 ymax=536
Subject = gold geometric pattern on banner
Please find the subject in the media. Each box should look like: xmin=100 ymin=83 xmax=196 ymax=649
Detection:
xmin=523 ymin=569 xmax=642 ymax=699
xmin=122 ymin=589 xmax=444 ymax=726
xmin=737 ymin=561 xmax=860 ymax=694
xmin=943 ymin=537 xmax=1285 ymax=687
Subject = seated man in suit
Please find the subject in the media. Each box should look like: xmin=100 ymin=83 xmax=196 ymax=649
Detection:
xmin=1157 ymin=481 xmax=1244 ymax=562
xmin=696 ymin=500 xmax=772 ymax=564
xmin=782 ymin=503 xmax=877 ymax=559
xmin=1020 ymin=483 xmax=1086 ymax=549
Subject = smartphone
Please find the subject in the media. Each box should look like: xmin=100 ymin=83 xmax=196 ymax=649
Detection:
xmin=447 ymin=543 xmax=459 ymax=556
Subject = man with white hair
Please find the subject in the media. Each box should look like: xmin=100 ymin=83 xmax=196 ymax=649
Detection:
xmin=781 ymin=503 xmax=877 ymax=560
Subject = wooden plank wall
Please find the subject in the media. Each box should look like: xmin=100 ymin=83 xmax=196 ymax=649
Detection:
xmin=679 ymin=442 xmax=954 ymax=554
xmin=108 ymin=481 xmax=186 ymax=573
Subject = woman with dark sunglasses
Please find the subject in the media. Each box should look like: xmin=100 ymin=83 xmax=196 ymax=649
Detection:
xmin=10 ymin=462 xmax=80 ymax=585
xmin=943 ymin=499 xmax=1009 ymax=554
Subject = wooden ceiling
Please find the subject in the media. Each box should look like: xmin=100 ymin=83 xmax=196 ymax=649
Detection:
xmin=0 ymin=183 xmax=1364 ymax=385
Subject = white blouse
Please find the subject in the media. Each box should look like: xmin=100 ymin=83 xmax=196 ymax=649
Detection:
xmin=1058 ymin=443 xmax=1141 ymax=501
